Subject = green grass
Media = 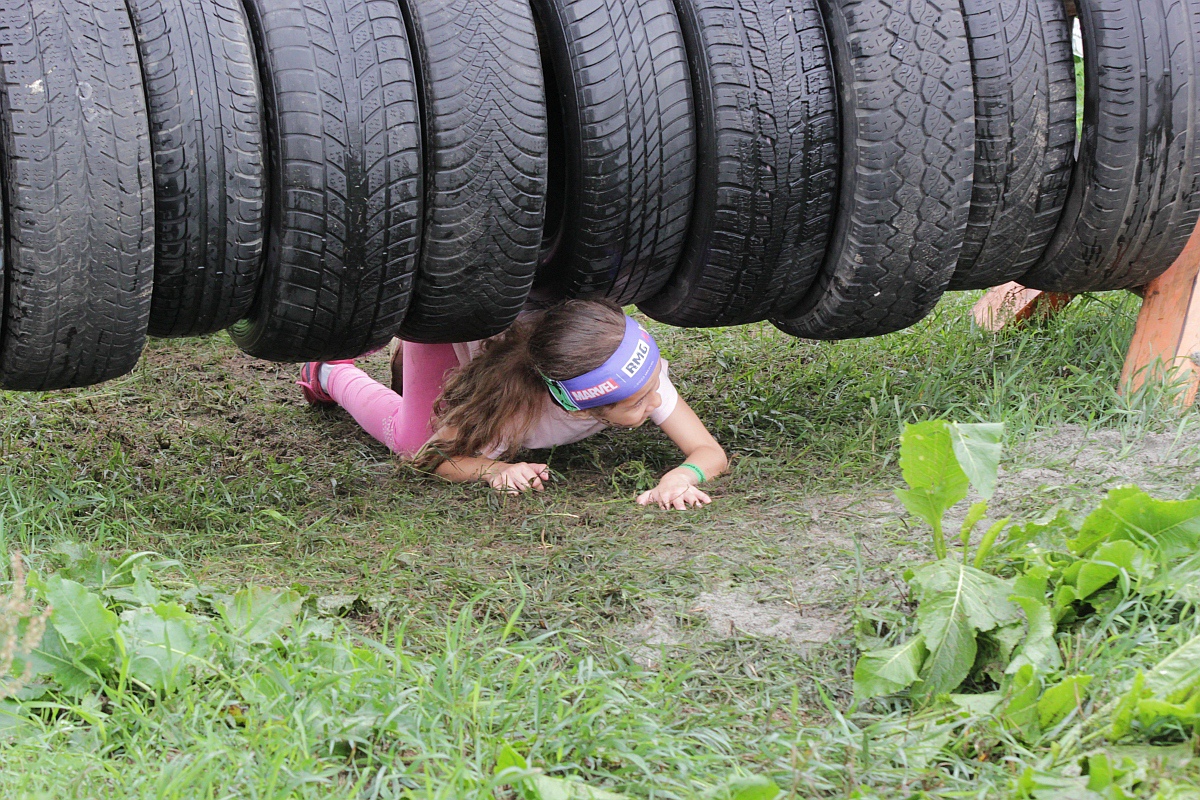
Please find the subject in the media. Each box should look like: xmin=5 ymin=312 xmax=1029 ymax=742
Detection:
xmin=0 ymin=290 xmax=1197 ymax=797
xmin=0 ymin=292 xmax=1182 ymax=610
xmin=663 ymin=292 xmax=1176 ymax=479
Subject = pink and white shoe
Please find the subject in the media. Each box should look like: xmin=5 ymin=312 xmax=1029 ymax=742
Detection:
xmin=295 ymin=360 xmax=354 ymax=406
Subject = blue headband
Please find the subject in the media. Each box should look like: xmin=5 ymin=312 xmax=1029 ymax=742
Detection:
xmin=543 ymin=316 xmax=661 ymax=411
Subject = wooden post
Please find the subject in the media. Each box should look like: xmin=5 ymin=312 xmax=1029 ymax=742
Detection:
xmin=1120 ymin=222 xmax=1200 ymax=405
xmin=972 ymin=282 xmax=1074 ymax=332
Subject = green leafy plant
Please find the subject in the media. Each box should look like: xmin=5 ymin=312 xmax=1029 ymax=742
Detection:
xmin=4 ymin=545 xmax=788 ymax=797
xmin=857 ymin=421 xmax=1012 ymax=701
xmin=856 ymin=419 xmax=1200 ymax=755
xmin=22 ymin=551 xmax=302 ymax=697
xmin=495 ymin=744 xmax=628 ymax=800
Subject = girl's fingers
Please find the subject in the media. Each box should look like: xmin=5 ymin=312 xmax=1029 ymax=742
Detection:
xmin=524 ymin=465 xmax=549 ymax=490
xmin=637 ymin=485 xmax=714 ymax=509
xmin=653 ymin=488 xmax=711 ymax=510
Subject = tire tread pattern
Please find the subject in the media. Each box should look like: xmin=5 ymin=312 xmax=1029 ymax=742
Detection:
xmin=128 ymin=0 xmax=266 ymax=337
xmin=949 ymin=0 xmax=1076 ymax=290
xmin=1022 ymin=0 xmax=1200 ymax=292
xmin=233 ymin=0 xmax=422 ymax=361
xmin=0 ymin=0 xmax=154 ymax=389
xmin=396 ymin=0 xmax=548 ymax=343
xmin=639 ymin=0 xmax=839 ymax=327
xmin=774 ymin=0 xmax=975 ymax=340
xmin=532 ymin=0 xmax=695 ymax=304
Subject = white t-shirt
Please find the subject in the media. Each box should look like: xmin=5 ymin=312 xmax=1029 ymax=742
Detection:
xmin=451 ymin=339 xmax=680 ymax=458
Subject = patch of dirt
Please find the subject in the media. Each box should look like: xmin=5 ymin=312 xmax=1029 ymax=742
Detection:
xmin=622 ymin=425 xmax=1200 ymax=662
xmin=627 ymin=611 xmax=681 ymax=649
xmin=693 ymin=589 xmax=843 ymax=646
xmin=624 ymin=587 xmax=845 ymax=666
xmin=784 ymin=563 xmax=847 ymax=604
xmin=997 ymin=425 xmax=1200 ymax=507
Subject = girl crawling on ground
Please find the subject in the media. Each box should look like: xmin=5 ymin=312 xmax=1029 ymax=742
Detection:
xmin=295 ymin=299 xmax=727 ymax=510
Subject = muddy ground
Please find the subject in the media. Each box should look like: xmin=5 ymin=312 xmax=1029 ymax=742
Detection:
xmin=7 ymin=329 xmax=1198 ymax=688
xmin=620 ymin=425 xmax=1200 ymax=665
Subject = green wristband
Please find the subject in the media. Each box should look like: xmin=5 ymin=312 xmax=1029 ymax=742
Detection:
xmin=680 ymin=463 xmax=706 ymax=484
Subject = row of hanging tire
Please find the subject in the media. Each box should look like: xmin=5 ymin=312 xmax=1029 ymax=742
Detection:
xmin=1 ymin=0 xmax=1199 ymax=391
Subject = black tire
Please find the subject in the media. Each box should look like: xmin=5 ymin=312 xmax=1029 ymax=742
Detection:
xmin=1021 ymin=0 xmax=1200 ymax=293
xmin=530 ymin=0 xmax=696 ymax=304
xmin=0 ymin=0 xmax=155 ymax=390
xmin=948 ymin=0 xmax=1077 ymax=291
xmin=395 ymin=0 xmax=547 ymax=343
xmin=637 ymin=0 xmax=839 ymax=328
xmin=231 ymin=0 xmax=422 ymax=362
xmin=128 ymin=0 xmax=266 ymax=338
xmin=539 ymin=48 xmax=569 ymax=292
xmin=773 ymin=0 xmax=975 ymax=340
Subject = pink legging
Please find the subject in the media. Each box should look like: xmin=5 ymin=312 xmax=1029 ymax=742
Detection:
xmin=324 ymin=342 xmax=460 ymax=457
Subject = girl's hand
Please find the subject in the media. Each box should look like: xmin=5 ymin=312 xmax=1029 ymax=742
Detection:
xmin=486 ymin=462 xmax=550 ymax=494
xmin=637 ymin=474 xmax=711 ymax=510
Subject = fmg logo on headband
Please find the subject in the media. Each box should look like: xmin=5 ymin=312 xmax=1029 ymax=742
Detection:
xmin=621 ymin=335 xmax=652 ymax=378
xmin=569 ymin=379 xmax=620 ymax=404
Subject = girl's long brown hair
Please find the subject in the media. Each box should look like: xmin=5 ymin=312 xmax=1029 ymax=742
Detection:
xmin=413 ymin=299 xmax=628 ymax=470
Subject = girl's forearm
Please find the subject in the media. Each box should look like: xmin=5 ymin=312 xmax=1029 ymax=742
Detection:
xmin=435 ymin=456 xmax=500 ymax=483
xmin=669 ymin=445 xmax=727 ymax=484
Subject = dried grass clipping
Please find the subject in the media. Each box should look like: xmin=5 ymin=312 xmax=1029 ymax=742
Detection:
xmin=0 ymin=552 xmax=49 ymax=700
